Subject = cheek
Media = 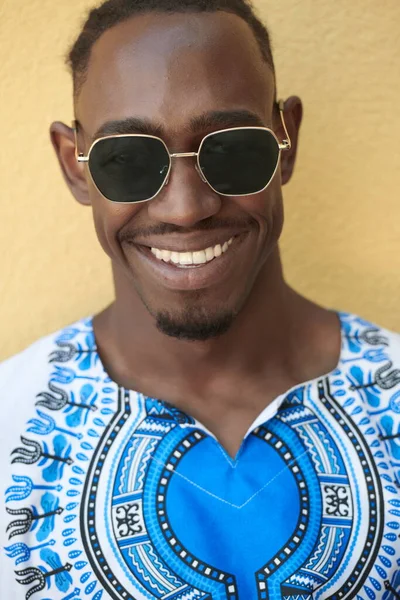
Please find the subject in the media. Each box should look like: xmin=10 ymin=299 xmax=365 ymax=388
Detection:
xmin=264 ymin=184 xmax=284 ymax=244
xmin=90 ymin=196 xmax=141 ymax=260
xmin=234 ymin=185 xmax=284 ymax=262
xmin=234 ymin=182 xmax=284 ymax=226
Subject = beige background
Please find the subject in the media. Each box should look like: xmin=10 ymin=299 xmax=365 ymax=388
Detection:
xmin=1 ymin=0 xmax=399 ymax=361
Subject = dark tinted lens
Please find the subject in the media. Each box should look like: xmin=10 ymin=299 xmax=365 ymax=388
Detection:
xmin=89 ymin=136 xmax=170 ymax=202
xmin=198 ymin=128 xmax=280 ymax=195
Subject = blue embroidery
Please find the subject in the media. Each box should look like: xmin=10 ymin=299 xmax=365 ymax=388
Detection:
xmin=4 ymin=313 xmax=400 ymax=599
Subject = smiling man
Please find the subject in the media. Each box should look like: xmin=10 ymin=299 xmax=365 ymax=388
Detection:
xmin=1 ymin=1 xmax=400 ymax=599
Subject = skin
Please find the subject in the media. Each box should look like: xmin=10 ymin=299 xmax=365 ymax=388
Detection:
xmin=50 ymin=11 xmax=341 ymax=458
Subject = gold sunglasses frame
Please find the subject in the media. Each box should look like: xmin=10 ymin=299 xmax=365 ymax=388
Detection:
xmin=73 ymin=99 xmax=291 ymax=204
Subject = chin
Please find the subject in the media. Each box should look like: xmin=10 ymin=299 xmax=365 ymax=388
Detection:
xmin=154 ymin=306 xmax=236 ymax=341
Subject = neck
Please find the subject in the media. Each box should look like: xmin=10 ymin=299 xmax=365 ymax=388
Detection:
xmin=93 ymin=247 xmax=340 ymax=398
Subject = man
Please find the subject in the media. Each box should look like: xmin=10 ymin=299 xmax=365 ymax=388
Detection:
xmin=1 ymin=0 xmax=400 ymax=598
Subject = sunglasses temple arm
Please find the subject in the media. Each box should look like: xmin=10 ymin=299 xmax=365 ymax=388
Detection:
xmin=72 ymin=120 xmax=89 ymax=162
xmin=277 ymin=100 xmax=292 ymax=151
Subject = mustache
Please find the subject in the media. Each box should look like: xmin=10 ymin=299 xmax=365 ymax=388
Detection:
xmin=119 ymin=217 xmax=256 ymax=243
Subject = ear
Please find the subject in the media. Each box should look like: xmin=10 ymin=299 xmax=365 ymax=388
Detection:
xmin=49 ymin=121 xmax=91 ymax=206
xmin=274 ymin=96 xmax=303 ymax=186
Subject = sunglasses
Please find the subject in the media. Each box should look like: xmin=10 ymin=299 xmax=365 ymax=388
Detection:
xmin=73 ymin=99 xmax=291 ymax=204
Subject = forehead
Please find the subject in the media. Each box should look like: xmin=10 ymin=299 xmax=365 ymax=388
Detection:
xmin=77 ymin=11 xmax=275 ymax=138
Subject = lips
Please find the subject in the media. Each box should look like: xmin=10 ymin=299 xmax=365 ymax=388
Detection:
xmin=132 ymin=232 xmax=248 ymax=291
xmin=134 ymin=231 xmax=246 ymax=254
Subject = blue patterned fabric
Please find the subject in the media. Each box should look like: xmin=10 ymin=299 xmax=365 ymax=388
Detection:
xmin=2 ymin=312 xmax=400 ymax=599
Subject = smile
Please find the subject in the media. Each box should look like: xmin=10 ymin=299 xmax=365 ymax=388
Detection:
xmin=150 ymin=237 xmax=234 ymax=268
xmin=133 ymin=232 xmax=248 ymax=291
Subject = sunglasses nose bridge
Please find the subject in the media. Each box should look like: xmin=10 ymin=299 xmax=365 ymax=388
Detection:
xmin=167 ymin=151 xmax=207 ymax=185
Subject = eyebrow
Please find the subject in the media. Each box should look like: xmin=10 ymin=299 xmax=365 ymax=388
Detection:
xmin=91 ymin=109 xmax=266 ymax=141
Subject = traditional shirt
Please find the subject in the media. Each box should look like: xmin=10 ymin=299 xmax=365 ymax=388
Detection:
xmin=1 ymin=312 xmax=400 ymax=600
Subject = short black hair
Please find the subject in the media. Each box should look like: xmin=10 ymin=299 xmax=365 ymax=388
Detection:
xmin=66 ymin=0 xmax=276 ymax=102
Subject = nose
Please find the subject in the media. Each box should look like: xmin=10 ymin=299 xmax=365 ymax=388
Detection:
xmin=146 ymin=155 xmax=222 ymax=227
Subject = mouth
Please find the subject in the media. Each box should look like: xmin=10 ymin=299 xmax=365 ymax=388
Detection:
xmin=149 ymin=236 xmax=235 ymax=268
xmin=132 ymin=233 xmax=248 ymax=291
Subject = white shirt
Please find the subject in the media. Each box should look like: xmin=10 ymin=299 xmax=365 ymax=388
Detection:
xmin=1 ymin=312 xmax=400 ymax=600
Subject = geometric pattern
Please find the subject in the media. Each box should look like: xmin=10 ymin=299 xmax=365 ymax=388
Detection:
xmin=3 ymin=312 xmax=400 ymax=599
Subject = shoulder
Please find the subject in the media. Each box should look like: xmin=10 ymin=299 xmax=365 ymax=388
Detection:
xmin=340 ymin=311 xmax=400 ymax=358
xmin=0 ymin=316 xmax=91 ymax=384
xmin=378 ymin=321 xmax=400 ymax=359
xmin=0 ymin=316 xmax=93 ymax=427
xmin=339 ymin=312 xmax=400 ymax=450
xmin=0 ymin=334 xmax=52 ymax=390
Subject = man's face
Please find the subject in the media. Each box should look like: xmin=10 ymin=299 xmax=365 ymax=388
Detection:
xmin=75 ymin=11 xmax=286 ymax=340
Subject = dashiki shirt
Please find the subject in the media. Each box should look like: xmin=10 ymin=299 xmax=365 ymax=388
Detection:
xmin=1 ymin=312 xmax=400 ymax=600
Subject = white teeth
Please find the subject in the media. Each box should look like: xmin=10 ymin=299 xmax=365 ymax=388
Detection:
xmin=151 ymin=236 xmax=235 ymax=266
xmin=192 ymin=250 xmax=207 ymax=264
xmin=205 ymin=247 xmax=214 ymax=261
xmin=179 ymin=252 xmax=193 ymax=265
xmin=171 ymin=252 xmax=180 ymax=264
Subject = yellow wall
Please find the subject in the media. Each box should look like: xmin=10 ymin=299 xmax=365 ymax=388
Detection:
xmin=1 ymin=0 xmax=399 ymax=361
